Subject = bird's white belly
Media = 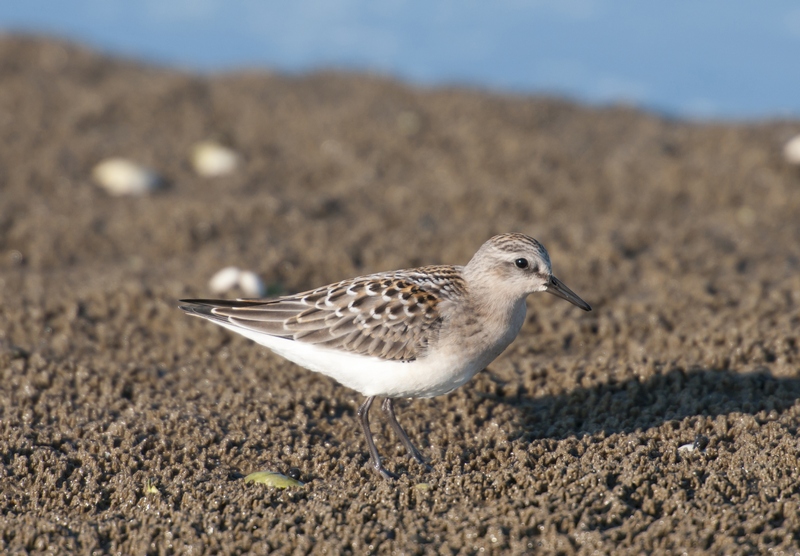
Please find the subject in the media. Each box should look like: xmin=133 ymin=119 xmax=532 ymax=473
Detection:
xmin=212 ymin=321 xmax=493 ymax=398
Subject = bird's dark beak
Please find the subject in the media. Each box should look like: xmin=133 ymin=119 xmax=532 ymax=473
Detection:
xmin=544 ymin=276 xmax=591 ymax=311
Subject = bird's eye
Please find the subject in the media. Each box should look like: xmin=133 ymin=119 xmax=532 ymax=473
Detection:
xmin=514 ymin=258 xmax=529 ymax=269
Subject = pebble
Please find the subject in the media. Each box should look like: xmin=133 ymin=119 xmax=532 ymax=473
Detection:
xmin=244 ymin=471 xmax=304 ymax=488
xmin=208 ymin=267 xmax=266 ymax=297
xmin=191 ymin=141 xmax=240 ymax=177
xmin=784 ymin=134 xmax=800 ymax=165
xmin=209 ymin=266 xmax=242 ymax=294
xmin=238 ymin=270 xmax=266 ymax=297
xmin=92 ymin=157 xmax=161 ymax=196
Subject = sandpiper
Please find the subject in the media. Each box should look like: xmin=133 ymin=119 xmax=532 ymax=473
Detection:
xmin=180 ymin=233 xmax=591 ymax=479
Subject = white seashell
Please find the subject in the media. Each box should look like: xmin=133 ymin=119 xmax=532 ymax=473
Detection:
xmin=92 ymin=157 xmax=161 ymax=196
xmin=238 ymin=271 xmax=266 ymax=297
xmin=191 ymin=141 xmax=240 ymax=177
xmin=677 ymin=443 xmax=696 ymax=453
xmin=784 ymin=134 xmax=800 ymax=165
xmin=209 ymin=266 xmax=242 ymax=294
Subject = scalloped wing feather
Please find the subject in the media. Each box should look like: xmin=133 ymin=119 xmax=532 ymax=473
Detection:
xmin=196 ymin=266 xmax=467 ymax=361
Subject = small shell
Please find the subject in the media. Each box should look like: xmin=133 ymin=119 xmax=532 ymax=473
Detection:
xmin=144 ymin=479 xmax=159 ymax=494
xmin=92 ymin=157 xmax=161 ymax=196
xmin=209 ymin=266 xmax=242 ymax=294
xmin=191 ymin=141 xmax=240 ymax=177
xmin=244 ymin=471 xmax=304 ymax=488
xmin=784 ymin=134 xmax=800 ymax=165
xmin=238 ymin=271 xmax=266 ymax=297
xmin=677 ymin=443 xmax=696 ymax=453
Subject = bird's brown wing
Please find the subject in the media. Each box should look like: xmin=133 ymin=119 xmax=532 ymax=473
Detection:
xmin=180 ymin=266 xmax=467 ymax=361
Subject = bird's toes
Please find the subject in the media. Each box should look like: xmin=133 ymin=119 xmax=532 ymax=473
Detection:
xmin=414 ymin=458 xmax=432 ymax=472
xmin=409 ymin=450 xmax=430 ymax=469
xmin=377 ymin=466 xmax=399 ymax=480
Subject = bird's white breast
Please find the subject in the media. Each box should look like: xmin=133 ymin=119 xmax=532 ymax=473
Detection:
xmin=208 ymin=316 xmax=518 ymax=398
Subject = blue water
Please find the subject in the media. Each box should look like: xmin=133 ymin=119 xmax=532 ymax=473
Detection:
xmin=2 ymin=1 xmax=799 ymax=120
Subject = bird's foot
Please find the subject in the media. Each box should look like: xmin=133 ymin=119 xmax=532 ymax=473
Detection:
xmin=416 ymin=460 xmax=433 ymax=473
xmin=373 ymin=462 xmax=399 ymax=480
xmin=407 ymin=449 xmax=431 ymax=471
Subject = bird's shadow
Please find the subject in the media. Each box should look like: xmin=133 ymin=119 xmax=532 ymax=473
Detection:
xmin=475 ymin=366 xmax=800 ymax=441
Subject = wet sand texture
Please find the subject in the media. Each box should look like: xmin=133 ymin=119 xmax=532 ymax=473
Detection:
xmin=1 ymin=36 xmax=800 ymax=554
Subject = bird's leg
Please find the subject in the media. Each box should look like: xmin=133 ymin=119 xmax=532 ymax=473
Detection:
xmin=357 ymin=396 xmax=397 ymax=479
xmin=382 ymin=398 xmax=430 ymax=469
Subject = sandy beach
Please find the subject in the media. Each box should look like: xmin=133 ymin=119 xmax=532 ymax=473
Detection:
xmin=1 ymin=36 xmax=800 ymax=554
